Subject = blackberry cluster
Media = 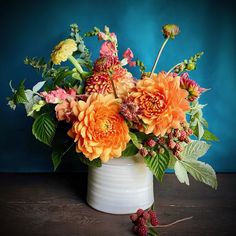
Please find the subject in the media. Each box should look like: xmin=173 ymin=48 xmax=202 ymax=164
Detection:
xmin=166 ymin=124 xmax=193 ymax=158
xmin=130 ymin=208 xmax=159 ymax=236
xmin=139 ymin=123 xmax=193 ymax=159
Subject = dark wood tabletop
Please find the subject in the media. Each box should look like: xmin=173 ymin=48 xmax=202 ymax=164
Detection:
xmin=0 ymin=173 xmax=235 ymax=236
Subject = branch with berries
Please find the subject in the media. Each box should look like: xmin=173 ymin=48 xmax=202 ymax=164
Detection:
xmin=130 ymin=208 xmax=193 ymax=236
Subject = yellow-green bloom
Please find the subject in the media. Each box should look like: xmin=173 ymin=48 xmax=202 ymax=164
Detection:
xmin=51 ymin=39 xmax=77 ymax=65
xmin=162 ymin=24 xmax=180 ymax=39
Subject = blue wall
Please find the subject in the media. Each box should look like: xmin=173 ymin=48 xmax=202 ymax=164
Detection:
xmin=0 ymin=0 xmax=235 ymax=172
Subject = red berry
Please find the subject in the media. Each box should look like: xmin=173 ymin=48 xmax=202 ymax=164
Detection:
xmin=142 ymin=211 xmax=150 ymax=220
xmin=173 ymin=150 xmax=180 ymax=158
xmin=136 ymin=208 xmax=144 ymax=217
xmin=139 ymin=148 xmax=148 ymax=157
xmin=175 ymin=143 xmax=183 ymax=152
xmin=168 ymin=139 xmax=176 ymax=149
xmin=179 ymin=130 xmax=187 ymax=141
xmin=130 ymin=213 xmax=138 ymax=222
xmin=137 ymin=217 xmax=146 ymax=226
xmin=173 ymin=129 xmax=181 ymax=138
xmin=146 ymin=138 xmax=156 ymax=147
xmin=187 ymin=128 xmax=193 ymax=135
xmin=157 ymin=137 xmax=166 ymax=145
xmin=148 ymin=209 xmax=156 ymax=218
xmin=184 ymin=137 xmax=190 ymax=143
xmin=137 ymin=225 xmax=148 ymax=236
xmin=150 ymin=217 xmax=159 ymax=226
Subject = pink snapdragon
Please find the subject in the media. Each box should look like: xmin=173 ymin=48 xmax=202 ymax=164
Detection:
xmin=98 ymin=32 xmax=108 ymax=41
xmin=123 ymin=48 xmax=136 ymax=67
xmin=41 ymin=87 xmax=77 ymax=104
xmin=100 ymin=41 xmax=117 ymax=57
xmin=110 ymin=32 xmax=117 ymax=42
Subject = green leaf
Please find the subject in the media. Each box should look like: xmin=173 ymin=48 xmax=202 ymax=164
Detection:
xmin=129 ymin=131 xmax=142 ymax=149
xmin=197 ymin=120 xmax=204 ymax=140
xmin=202 ymin=129 xmax=219 ymax=142
xmin=200 ymin=117 xmax=208 ymax=128
xmin=181 ymin=141 xmax=210 ymax=160
xmin=168 ymin=154 xmax=176 ymax=169
xmin=14 ymin=80 xmax=28 ymax=104
xmin=181 ymin=159 xmax=217 ymax=189
xmin=174 ymin=161 xmax=190 ymax=185
xmin=32 ymin=81 xmax=46 ymax=93
xmin=51 ymin=149 xmax=62 ymax=171
xmin=32 ymin=113 xmax=57 ymax=146
xmin=54 ymin=69 xmax=74 ymax=85
xmin=148 ymin=227 xmax=159 ymax=236
xmin=78 ymin=154 xmax=102 ymax=167
xmin=122 ymin=142 xmax=139 ymax=157
xmin=144 ymin=149 xmax=170 ymax=182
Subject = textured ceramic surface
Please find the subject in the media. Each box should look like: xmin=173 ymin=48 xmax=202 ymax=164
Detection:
xmin=87 ymin=155 xmax=154 ymax=214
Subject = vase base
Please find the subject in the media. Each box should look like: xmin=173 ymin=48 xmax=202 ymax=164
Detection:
xmin=87 ymin=198 xmax=154 ymax=215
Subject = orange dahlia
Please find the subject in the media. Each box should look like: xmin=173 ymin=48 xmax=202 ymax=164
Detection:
xmin=68 ymin=93 xmax=130 ymax=162
xmin=129 ymin=72 xmax=190 ymax=136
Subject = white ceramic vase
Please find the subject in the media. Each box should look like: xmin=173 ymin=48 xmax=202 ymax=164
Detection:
xmin=87 ymin=155 xmax=154 ymax=214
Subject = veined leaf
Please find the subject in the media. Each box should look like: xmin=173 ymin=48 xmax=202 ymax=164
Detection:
xmin=129 ymin=132 xmax=142 ymax=149
xmin=32 ymin=113 xmax=57 ymax=146
xmin=197 ymin=120 xmax=204 ymax=140
xmin=181 ymin=141 xmax=210 ymax=160
xmin=24 ymin=90 xmax=41 ymax=117
xmin=144 ymin=149 xmax=170 ymax=182
xmin=168 ymin=154 xmax=176 ymax=169
xmin=51 ymin=149 xmax=62 ymax=171
xmin=181 ymin=159 xmax=217 ymax=189
xmin=202 ymin=129 xmax=219 ymax=142
xmin=14 ymin=80 xmax=28 ymax=104
xmin=174 ymin=161 xmax=190 ymax=185
xmin=78 ymin=154 xmax=102 ymax=167
xmin=122 ymin=142 xmax=139 ymax=157
xmin=200 ymin=117 xmax=208 ymax=128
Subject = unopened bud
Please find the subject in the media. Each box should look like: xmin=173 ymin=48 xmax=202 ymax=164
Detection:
xmin=139 ymin=147 xmax=148 ymax=157
xmin=146 ymin=138 xmax=156 ymax=148
xmin=187 ymin=62 xmax=196 ymax=71
xmin=162 ymin=24 xmax=180 ymax=39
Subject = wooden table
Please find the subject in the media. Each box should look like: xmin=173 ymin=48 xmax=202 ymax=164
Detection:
xmin=0 ymin=173 xmax=235 ymax=236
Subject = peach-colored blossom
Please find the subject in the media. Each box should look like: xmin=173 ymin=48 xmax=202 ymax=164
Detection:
xmin=68 ymin=93 xmax=130 ymax=162
xmin=55 ymin=99 xmax=77 ymax=122
xmin=128 ymin=72 xmax=190 ymax=136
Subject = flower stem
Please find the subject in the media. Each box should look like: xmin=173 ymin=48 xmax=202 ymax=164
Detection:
xmin=150 ymin=37 xmax=169 ymax=78
xmin=166 ymin=62 xmax=182 ymax=76
xmin=109 ymin=71 xmax=118 ymax=98
xmin=151 ymin=216 xmax=193 ymax=228
xmin=68 ymin=55 xmax=84 ymax=74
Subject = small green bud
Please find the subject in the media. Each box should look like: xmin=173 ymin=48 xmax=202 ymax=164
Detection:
xmin=158 ymin=147 xmax=165 ymax=154
xmin=187 ymin=62 xmax=196 ymax=70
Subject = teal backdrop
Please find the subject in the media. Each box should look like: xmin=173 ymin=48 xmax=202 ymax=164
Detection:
xmin=0 ymin=0 xmax=235 ymax=172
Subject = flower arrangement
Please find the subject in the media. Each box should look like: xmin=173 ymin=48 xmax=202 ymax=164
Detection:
xmin=8 ymin=23 xmax=218 ymax=189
